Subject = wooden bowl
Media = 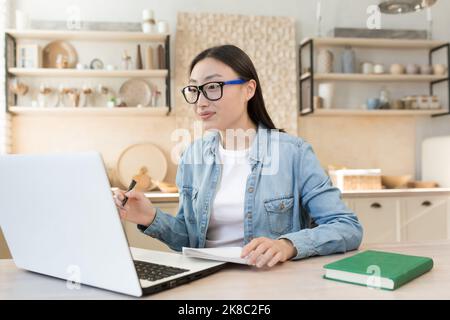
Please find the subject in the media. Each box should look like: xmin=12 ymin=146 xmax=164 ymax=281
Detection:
xmin=381 ymin=175 xmax=412 ymax=189
xmin=407 ymin=181 xmax=439 ymax=189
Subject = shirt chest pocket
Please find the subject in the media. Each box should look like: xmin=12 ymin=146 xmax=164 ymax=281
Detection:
xmin=264 ymin=196 xmax=294 ymax=236
xmin=182 ymin=186 xmax=198 ymax=223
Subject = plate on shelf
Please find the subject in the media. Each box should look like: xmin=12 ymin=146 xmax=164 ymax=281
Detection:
xmin=42 ymin=40 xmax=78 ymax=68
xmin=116 ymin=143 xmax=167 ymax=191
xmin=118 ymin=79 xmax=152 ymax=107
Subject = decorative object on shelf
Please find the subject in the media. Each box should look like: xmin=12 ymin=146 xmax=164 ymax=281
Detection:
xmin=89 ymin=58 xmax=104 ymax=70
xmin=367 ymin=98 xmax=381 ymax=110
xmin=313 ymin=96 xmax=323 ymax=109
xmin=16 ymin=44 xmax=41 ymax=68
xmin=116 ymin=143 xmax=168 ymax=191
xmin=55 ymin=54 xmax=68 ymax=69
xmin=373 ymin=63 xmax=385 ymax=74
xmin=119 ymin=79 xmax=152 ymax=107
xmin=318 ymin=82 xmax=335 ymax=109
xmin=76 ymin=63 xmax=87 ymax=70
xmin=381 ymin=175 xmax=412 ymax=189
xmin=157 ymin=20 xmax=169 ymax=34
xmin=107 ymin=96 xmax=117 ymax=108
xmin=361 ymin=62 xmax=374 ymax=74
xmin=401 ymin=95 xmax=441 ymax=109
xmin=9 ymin=79 xmax=29 ymax=96
xmin=157 ymin=44 xmax=165 ymax=69
xmin=427 ymin=7 xmax=433 ymax=40
xmin=79 ymin=84 xmax=93 ymax=107
xmin=136 ymin=44 xmax=143 ymax=70
xmin=132 ymin=167 xmax=153 ymax=192
xmin=390 ymin=63 xmax=405 ymax=75
xmin=38 ymin=83 xmax=59 ymax=108
xmin=142 ymin=9 xmax=156 ymax=33
xmin=378 ymin=87 xmax=391 ymax=109
xmin=145 ymin=46 xmax=154 ymax=69
xmin=341 ymin=46 xmax=355 ymax=74
xmin=391 ymin=99 xmax=405 ymax=109
xmin=433 ymin=64 xmax=447 ymax=76
xmin=121 ymin=50 xmax=132 ymax=70
xmin=378 ymin=0 xmax=437 ymax=14
xmin=42 ymin=40 xmax=78 ymax=68
xmin=329 ymin=169 xmax=382 ymax=191
xmin=105 ymin=64 xmax=116 ymax=71
xmin=317 ymin=49 xmax=334 ymax=73
xmin=420 ymin=64 xmax=433 ymax=74
xmin=406 ymin=63 xmax=420 ymax=74
xmin=15 ymin=10 xmax=29 ymax=30
xmin=407 ymin=180 xmax=439 ymax=188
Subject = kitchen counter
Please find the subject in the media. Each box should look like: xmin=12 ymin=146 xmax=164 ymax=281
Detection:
xmin=129 ymin=188 xmax=450 ymax=202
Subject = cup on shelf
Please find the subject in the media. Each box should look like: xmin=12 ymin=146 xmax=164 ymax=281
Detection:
xmin=420 ymin=65 xmax=433 ymax=75
xmin=390 ymin=64 xmax=405 ymax=75
xmin=373 ymin=64 xmax=385 ymax=74
xmin=157 ymin=21 xmax=169 ymax=34
xmin=433 ymin=64 xmax=448 ymax=76
xmin=367 ymin=98 xmax=380 ymax=110
xmin=361 ymin=62 xmax=374 ymax=74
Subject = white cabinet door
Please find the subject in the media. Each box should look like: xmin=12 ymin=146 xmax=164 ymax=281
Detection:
xmin=123 ymin=202 xmax=179 ymax=252
xmin=353 ymin=198 xmax=401 ymax=244
xmin=403 ymin=197 xmax=450 ymax=242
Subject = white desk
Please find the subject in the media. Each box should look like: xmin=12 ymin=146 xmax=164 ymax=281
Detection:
xmin=1 ymin=241 xmax=450 ymax=300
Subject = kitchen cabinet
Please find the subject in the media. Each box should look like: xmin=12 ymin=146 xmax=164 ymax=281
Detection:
xmin=123 ymin=201 xmax=178 ymax=252
xmin=344 ymin=190 xmax=450 ymax=245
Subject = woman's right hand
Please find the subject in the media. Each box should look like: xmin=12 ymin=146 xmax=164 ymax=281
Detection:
xmin=113 ymin=189 xmax=156 ymax=227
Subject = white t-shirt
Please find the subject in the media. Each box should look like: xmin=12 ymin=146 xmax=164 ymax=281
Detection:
xmin=205 ymin=142 xmax=251 ymax=248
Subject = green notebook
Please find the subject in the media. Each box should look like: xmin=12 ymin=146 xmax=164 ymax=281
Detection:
xmin=323 ymin=250 xmax=433 ymax=290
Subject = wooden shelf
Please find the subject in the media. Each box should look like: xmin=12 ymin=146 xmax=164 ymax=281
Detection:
xmin=8 ymin=68 xmax=168 ymax=78
xmin=312 ymin=73 xmax=448 ymax=82
xmin=8 ymin=106 xmax=170 ymax=116
xmin=301 ymin=37 xmax=448 ymax=49
xmin=5 ymin=29 xmax=168 ymax=42
xmin=304 ymin=108 xmax=446 ymax=117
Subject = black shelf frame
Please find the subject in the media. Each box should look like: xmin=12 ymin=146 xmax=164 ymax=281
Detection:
xmin=299 ymin=38 xmax=450 ymax=118
xmin=4 ymin=31 xmax=172 ymax=115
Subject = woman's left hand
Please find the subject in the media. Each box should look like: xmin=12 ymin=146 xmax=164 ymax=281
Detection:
xmin=241 ymin=237 xmax=297 ymax=268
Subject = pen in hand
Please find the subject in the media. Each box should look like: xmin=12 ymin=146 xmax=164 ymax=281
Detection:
xmin=121 ymin=179 xmax=137 ymax=207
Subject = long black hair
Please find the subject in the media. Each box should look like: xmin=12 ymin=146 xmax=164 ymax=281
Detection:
xmin=189 ymin=45 xmax=284 ymax=132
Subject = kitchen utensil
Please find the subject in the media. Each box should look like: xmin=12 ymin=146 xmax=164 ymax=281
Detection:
xmin=373 ymin=64 xmax=385 ymax=74
xmin=42 ymin=40 xmax=78 ymax=68
xmin=407 ymin=181 xmax=439 ymax=188
xmin=381 ymin=175 xmax=412 ymax=189
xmin=116 ymin=143 xmax=168 ymax=191
xmin=119 ymin=79 xmax=152 ymax=107
xmin=406 ymin=64 xmax=419 ymax=75
xmin=433 ymin=64 xmax=447 ymax=76
xmin=420 ymin=65 xmax=433 ymax=75
xmin=361 ymin=62 xmax=374 ymax=74
xmin=390 ymin=64 xmax=405 ymax=75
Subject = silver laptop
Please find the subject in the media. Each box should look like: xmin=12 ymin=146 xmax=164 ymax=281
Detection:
xmin=0 ymin=152 xmax=225 ymax=297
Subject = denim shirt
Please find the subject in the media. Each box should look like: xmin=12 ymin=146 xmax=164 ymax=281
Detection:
xmin=139 ymin=126 xmax=363 ymax=260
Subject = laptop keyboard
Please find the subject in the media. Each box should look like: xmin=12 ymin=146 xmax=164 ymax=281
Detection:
xmin=133 ymin=260 xmax=190 ymax=282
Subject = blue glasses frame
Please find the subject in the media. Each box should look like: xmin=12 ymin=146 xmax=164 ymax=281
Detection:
xmin=181 ymin=79 xmax=247 ymax=104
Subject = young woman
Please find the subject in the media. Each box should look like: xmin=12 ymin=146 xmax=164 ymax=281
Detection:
xmin=114 ymin=45 xmax=363 ymax=268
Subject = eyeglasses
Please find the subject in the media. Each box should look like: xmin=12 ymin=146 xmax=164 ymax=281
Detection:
xmin=181 ymin=79 xmax=247 ymax=104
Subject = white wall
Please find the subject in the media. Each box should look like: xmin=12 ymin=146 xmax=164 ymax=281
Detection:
xmin=11 ymin=0 xmax=450 ymax=177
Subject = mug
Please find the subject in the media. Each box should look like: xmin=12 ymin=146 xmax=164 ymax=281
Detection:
xmin=420 ymin=65 xmax=433 ymax=75
xmin=390 ymin=64 xmax=405 ymax=75
xmin=433 ymin=64 xmax=448 ymax=76
xmin=367 ymin=98 xmax=380 ymax=110
xmin=157 ymin=21 xmax=169 ymax=34
xmin=361 ymin=62 xmax=374 ymax=74
xmin=373 ymin=64 xmax=385 ymax=74
xmin=406 ymin=64 xmax=419 ymax=75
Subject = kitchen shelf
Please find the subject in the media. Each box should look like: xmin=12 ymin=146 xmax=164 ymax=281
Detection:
xmin=5 ymin=29 xmax=168 ymax=42
xmin=8 ymin=106 xmax=170 ymax=116
xmin=301 ymin=37 xmax=448 ymax=49
xmin=8 ymin=68 xmax=168 ymax=78
xmin=304 ymin=73 xmax=448 ymax=82
xmin=304 ymin=108 xmax=446 ymax=117
xmin=299 ymin=37 xmax=450 ymax=117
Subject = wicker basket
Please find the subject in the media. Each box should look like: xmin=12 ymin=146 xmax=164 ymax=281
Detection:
xmin=329 ymin=169 xmax=382 ymax=191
